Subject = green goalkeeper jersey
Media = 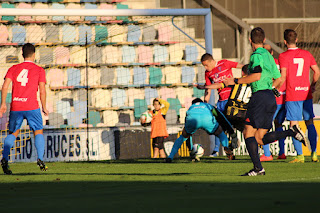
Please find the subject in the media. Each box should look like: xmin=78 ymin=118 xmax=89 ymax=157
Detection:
xmin=248 ymin=47 xmax=281 ymax=93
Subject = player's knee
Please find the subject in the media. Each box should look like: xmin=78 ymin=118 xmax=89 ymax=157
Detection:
xmin=213 ymin=125 xmax=223 ymax=136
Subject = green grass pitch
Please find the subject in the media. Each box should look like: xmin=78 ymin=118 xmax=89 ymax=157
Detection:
xmin=0 ymin=156 xmax=319 ymax=213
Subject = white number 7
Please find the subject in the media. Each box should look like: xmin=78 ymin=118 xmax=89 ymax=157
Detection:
xmin=293 ymin=58 xmax=304 ymax=77
xmin=17 ymin=69 xmax=29 ymax=86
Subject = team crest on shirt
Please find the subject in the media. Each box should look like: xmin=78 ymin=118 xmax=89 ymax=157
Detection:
xmin=218 ymin=67 xmax=222 ymax=71
xmin=214 ymin=73 xmax=219 ymax=78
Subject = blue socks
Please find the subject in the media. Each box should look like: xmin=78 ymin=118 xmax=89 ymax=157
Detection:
xmin=262 ymin=144 xmax=271 ymax=157
xmin=2 ymin=134 xmax=16 ymax=161
xmin=216 ymin=132 xmax=229 ymax=148
xmin=35 ymin=134 xmax=45 ymax=161
xmin=307 ymin=124 xmax=317 ymax=152
xmin=212 ymin=135 xmax=220 ymax=152
xmin=292 ymin=138 xmax=303 ymax=155
xmin=168 ymin=135 xmax=188 ymax=159
xmin=276 ymin=127 xmax=286 ymax=155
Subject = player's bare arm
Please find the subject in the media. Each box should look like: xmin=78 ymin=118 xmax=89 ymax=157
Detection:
xmin=204 ymin=89 xmax=211 ymax=103
xmin=223 ymin=73 xmax=261 ymax=86
xmin=39 ymin=82 xmax=48 ymax=116
xmin=0 ymin=78 xmax=12 ymax=117
xmin=193 ymin=82 xmax=224 ymax=90
xmin=311 ymin=64 xmax=320 ymax=92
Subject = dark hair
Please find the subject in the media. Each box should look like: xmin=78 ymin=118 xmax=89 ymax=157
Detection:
xmin=242 ymin=64 xmax=249 ymax=75
xmin=22 ymin=43 xmax=35 ymax=58
xmin=284 ymin=29 xmax=297 ymax=45
xmin=250 ymin=27 xmax=265 ymax=44
xmin=192 ymin=98 xmax=203 ymax=105
xmin=153 ymin=98 xmax=160 ymax=105
xmin=201 ymin=53 xmax=214 ymax=62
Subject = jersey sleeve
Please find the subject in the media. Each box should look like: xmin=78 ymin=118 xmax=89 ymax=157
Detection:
xmin=225 ymin=60 xmax=238 ymax=69
xmin=250 ymin=54 xmax=263 ymax=73
xmin=159 ymin=98 xmax=170 ymax=115
xmin=278 ymin=53 xmax=288 ymax=69
xmin=4 ymin=66 xmax=14 ymax=80
xmin=205 ymin=71 xmax=212 ymax=85
xmin=39 ymin=67 xmax=46 ymax=83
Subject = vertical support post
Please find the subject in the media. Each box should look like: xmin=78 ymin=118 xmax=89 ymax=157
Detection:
xmin=204 ymin=12 xmax=213 ymax=54
xmin=85 ymin=32 xmax=89 ymax=161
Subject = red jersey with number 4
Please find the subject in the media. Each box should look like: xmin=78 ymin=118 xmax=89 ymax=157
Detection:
xmin=274 ymin=58 xmax=286 ymax=105
xmin=279 ymin=48 xmax=316 ymax=102
xmin=5 ymin=61 xmax=46 ymax=111
xmin=205 ymin=59 xmax=238 ymax=101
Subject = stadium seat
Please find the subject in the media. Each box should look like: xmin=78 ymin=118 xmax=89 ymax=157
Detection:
xmin=48 ymin=112 xmax=64 ymax=128
xmin=103 ymin=46 xmax=120 ymax=63
xmin=127 ymin=89 xmax=144 ymax=106
xmin=134 ymin=99 xmax=148 ymax=119
xmin=91 ymin=89 xmax=111 ymax=108
xmin=149 ymin=67 xmax=163 ymax=84
xmin=118 ymin=113 xmax=131 ymax=125
xmin=102 ymin=111 xmax=118 ymax=126
xmin=95 ymin=26 xmax=108 ymax=45
xmin=87 ymin=68 xmax=101 ymax=86
xmin=179 ymin=108 xmax=187 ymax=124
xmin=142 ymin=25 xmax=156 ymax=42
xmin=145 ymin=88 xmax=158 ymax=106
xmin=133 ymin=67 xmax=147 ymax=84
xmin=62 ymin=25 xmax=77 ymax=43
xmin=89 ymin=45 xmax=102 ymax=64
xmin=184 ymin=97 xmax=194 ymax=110
xmin=185 ymin=45 xmax=198 ymax=62
xmin=99 ymin=3 xmax=113 ymax=21
xmin=47 ymin=68 xmax=64 ymax=87
xmin=67 ymin=112 xmax=84 ymax=127
xmin=193 ymin=87 xmax=204 ymax=98
xmin=154 ymin=45 xmax=168 ymax=62
xmin=56 ymin=101 xmax=71 ymax=119
xmin=167 ymin=98 xmax=182 ymax=116
xmin=6 ymin=56 xmax=19 ymax=64
xmin=0 ymin=25 xmax=9 ymax=43
xmin=175 ymin=87 xmax=193 ymax=106
xmin=67 ymin=68 xmax=81 ymax=86
xmin=116 ymin=4 xmax=129 ymax=21
xmin=100 ymin=67 xmax=115 ymax=85
xmin=165 ymin=109 xmax=178 ymax=125
xmin=181 ymin=66 xmax=195 ymax=83
xmin=45 ymin=25 xmax=60 ymax=43
xmin=169 ymin=44 xmax=184 ymax=62
xmin=138 ymin=46 xmax=153 ymax=63
xmin=1 ymin=3 xmax=15 ymax=21
xmin=122 ymin=45 xmax=136 ymax=63
xmin=163 ymin=66 xmax=181 ymax=84
xmin=12 ymin=25 xmax=26 ymax=43
xmin=54 ymin=47 xmax=70 ymax=64
xmin=158 ymin=24 xmax=172 ymax=42
xmin=116 ymin=67 xmax=131 ymax=85
xmin=39 ymin=47 xmax=54 ymax=65
xmin=159 ymin=87 xmax=175 ymax=100
xmin=127 ymin=25 xmax=141 ymax=42
xmin=73 ymin=100 xmax=87 ymax=114
xmin=51 ymin=3 xmax=65 ymax=21
xmin=70 ymin=46 xmax=86 ymax=64
xmin=79 ymin=25 xmax=93 ymax=45
xmin=66 ymin=3 xmax=82 ymax=21
xmin=84 ymin=3 xmax=97 ymax=21
xmin=26 ymin=25 xmax=45 ymax=43
xmin=33 ymin=3 xmax=49 ymax=21
xmin=17 ymin=3 xmax=32 ymax=21
xmin=111 ymin=88 xmax=127 ymax=107
xmin=89 ymin=111 xmax=100 ymax=127
xmin=197 ymin=65 xmax=206 ymax=83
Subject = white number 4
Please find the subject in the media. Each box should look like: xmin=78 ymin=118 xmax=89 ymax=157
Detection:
xmin=17 ymin=69 xmax=29 ymax=86
xmin=293 ymin=58 xmax=304 ymax=77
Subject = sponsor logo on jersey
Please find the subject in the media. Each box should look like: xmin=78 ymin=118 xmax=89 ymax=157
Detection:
xmin=13 ymin=97 xmax=28 ymax=102
xmin=211 ymin=73 xmax=232 ymax=83
xmin=295 ymin=86 xmax=309 ymax=91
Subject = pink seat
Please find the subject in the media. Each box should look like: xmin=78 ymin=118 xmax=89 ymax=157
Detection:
xmin=138 ymin=46 xmax=153 ymax=63
xmin=158 ymin=24 xmax=172 ymax=42
xmin=17 ymin=3 xmax=33 ymax=21
xmin=55 ymin=47 xmax=70 ymax=64
xmin=99 ymin=3 xmax=113 ymax=21
xmin=0 ymin=25 xmax=9 ymax=43
xmin=159 ymin=88 xmax=175 ymax=100
xmin=33 ymin=3 xmax=49 ymax=21
xmin=184 ymin=97 xmax=194 ymax=109
xmin=47 ymin=68 xmax=64 ymax=87
xmin=26 ymin=25 xmax=45 ymax=43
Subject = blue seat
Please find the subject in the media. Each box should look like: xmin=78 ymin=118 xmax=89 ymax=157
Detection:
xmin=67 ymin=112 xmax=84 ymax=127
xmin=73 ymin=100 xmax=87 ymax=115
xmin=145 ymin=88 xmax=158 ymax=105
xmin=134 ymin=99 xmax=148 ymax=119
xmin=45 ymin=25 xmax=59 ymax=43
xmin=67 ymin=68 xmax=81 ymax=86
xmin=56 ymin=101 xmax=71 ymax=119
xmin=34 ymin=0 xmax=48 ymax=2
xmin=181 ymin=66 xmax=195 ymax=83
xmin=51 ymin=3 xmax=65 ymax=21
xmin=95 ymin=25 xmax=108 ymax=45
xmin=122 ymin=46 xmax=136 ymax=63
xmin=127 ymin=25 xmax=141 ymax=42
xmin=133 ymin=67 xmax=147 ymax=85
xmin=81 ymin=0 xmax=96 ymax=2
xmin=185 ymin=45 xmax=198 ymax=61
xmin=111 ymin=88 xmax=127 ymax=107
xmin=62 ymin=25 xmax=77 ymax=43
xmin=1 ymin=3 xmax=15 ymax=21
xmin=167 ymin=98 xmax=182 ymax=116
xmin=84 ymin=3 xmax=97 ymax=21
xmin=149 ymin=67 xmax=162 ymax=85
xmin=116 ymin=67 xmax=131 ymax=85
xmin=154 ymin=45 xmax=168 ymax=62
xmin=79 ymin=25 xmax=92 ymax=45
xmin=12 ymin=25 xmax=26 ymax=43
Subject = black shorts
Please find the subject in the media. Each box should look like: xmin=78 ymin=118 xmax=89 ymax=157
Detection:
xmin=152 ymin=137 xmax=164 ymax=149
xmin=245 ymin=90 xmax=277 ymax=129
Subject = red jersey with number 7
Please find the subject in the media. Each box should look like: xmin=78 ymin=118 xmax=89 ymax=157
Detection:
xmin=279 ymin=48 xmax=316 ymax=102
xmin=4 ymin=61 xmax=46 ymax=111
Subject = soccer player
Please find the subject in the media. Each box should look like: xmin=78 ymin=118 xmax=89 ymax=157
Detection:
xmin=0 ymin=43 xmax=48 ymax=175
xmin=165 ymin=98 xmax=230 ymax=162
xmin=279 ymin=29 xmax=320 ymax=163
xmin=201 ymin=53 xmax=243 ymax=157
xmin=224 ymin=27 xmax=306 ymax=176
xmin=260 ymin=44 xmax=287 ymax=161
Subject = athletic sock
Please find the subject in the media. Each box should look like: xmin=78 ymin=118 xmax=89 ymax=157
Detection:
xmin=213 ymin=135 xmax=220 ymax=152
xmin=245 ymin=137 xmax=263 ymax=171
xmin=307 ymin=124 xmax=317 ymax=152
xmin=168 ymin=135 xmax=188 ymax=159
xmin=262 ymin=145 xmax=271 ymax=157
xmin=185 ymin=136 xmax=193 ymax=152
xmin=276 ymin=127 xmax=285 ymax=155
xmin=216 ymin=132 xmax=228 ymax=148
xmin=262 ymin=129 xmax=293 ymax=145
xmin=2 ymin=134 xmax=16 ymax=161
xmin=292 ymin=138 xmax=303 ymax=155
xmin=35 ymin=134 xmax=45 ymax=161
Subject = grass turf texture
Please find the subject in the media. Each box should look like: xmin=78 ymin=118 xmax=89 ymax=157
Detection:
xmin=0 ymin=156 xmax=319 ymax=213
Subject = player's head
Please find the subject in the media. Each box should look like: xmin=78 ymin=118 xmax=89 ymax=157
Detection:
xmin=284 ymin=29 xmax=297 ymax=45
xmin=192 ymin=98 xmax=203 ymax=105
xmin=250 ymin=27 xmax=265 ymax=45
xmin=153 ymin=98 xmax=161 ymax=111
xmin=241 ymin=64 xmax=249 ymax=76
xmin=22 ymin=43 xmax=35 ymax=59
xmin=201 ymin=53 xmax=215 ymax=71
xmin=263 ymin=44 xmax=273 ymax=55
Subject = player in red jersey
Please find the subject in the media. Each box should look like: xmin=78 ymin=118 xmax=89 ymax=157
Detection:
xmin=279 ymin=29 xmax=320 ymax=163
xmin=0 ymin=43 xmax=49 ymax=174
xmin=200 ymin=53 xmax=243 ymax=157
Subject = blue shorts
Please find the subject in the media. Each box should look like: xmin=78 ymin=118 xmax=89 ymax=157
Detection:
xmin=273 ymin=104 xmax=286 ymax=124
xmin=286 ymin=99 xmax=314 ymax=121
xmin=185 ymin=113 xmax=219 ymax=135
xmin=216 ymin=100 xmax=228 ymax=112
xmin=9 ymin=108 xmax=43 ymax=133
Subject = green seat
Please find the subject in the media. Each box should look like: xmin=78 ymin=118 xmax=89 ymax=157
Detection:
xmin=167 ymin=98 xmax=182 ymax=116
xmin=89 ymin=111 xmax=100 ymax=127
xmin=193 ymin=87 xmax=204 ymax=98
xmin=95 ymin=25 xmax=108 ymax=45
xmin=116 ymin=4 xmax=129 ymax=21
xmin=1 ymin=3 xmax=15 ymax=21
xmin=149 ymin=67 xmax=162 ymax=85
xmin=134 ymin=99 xmax=148 ymax=119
